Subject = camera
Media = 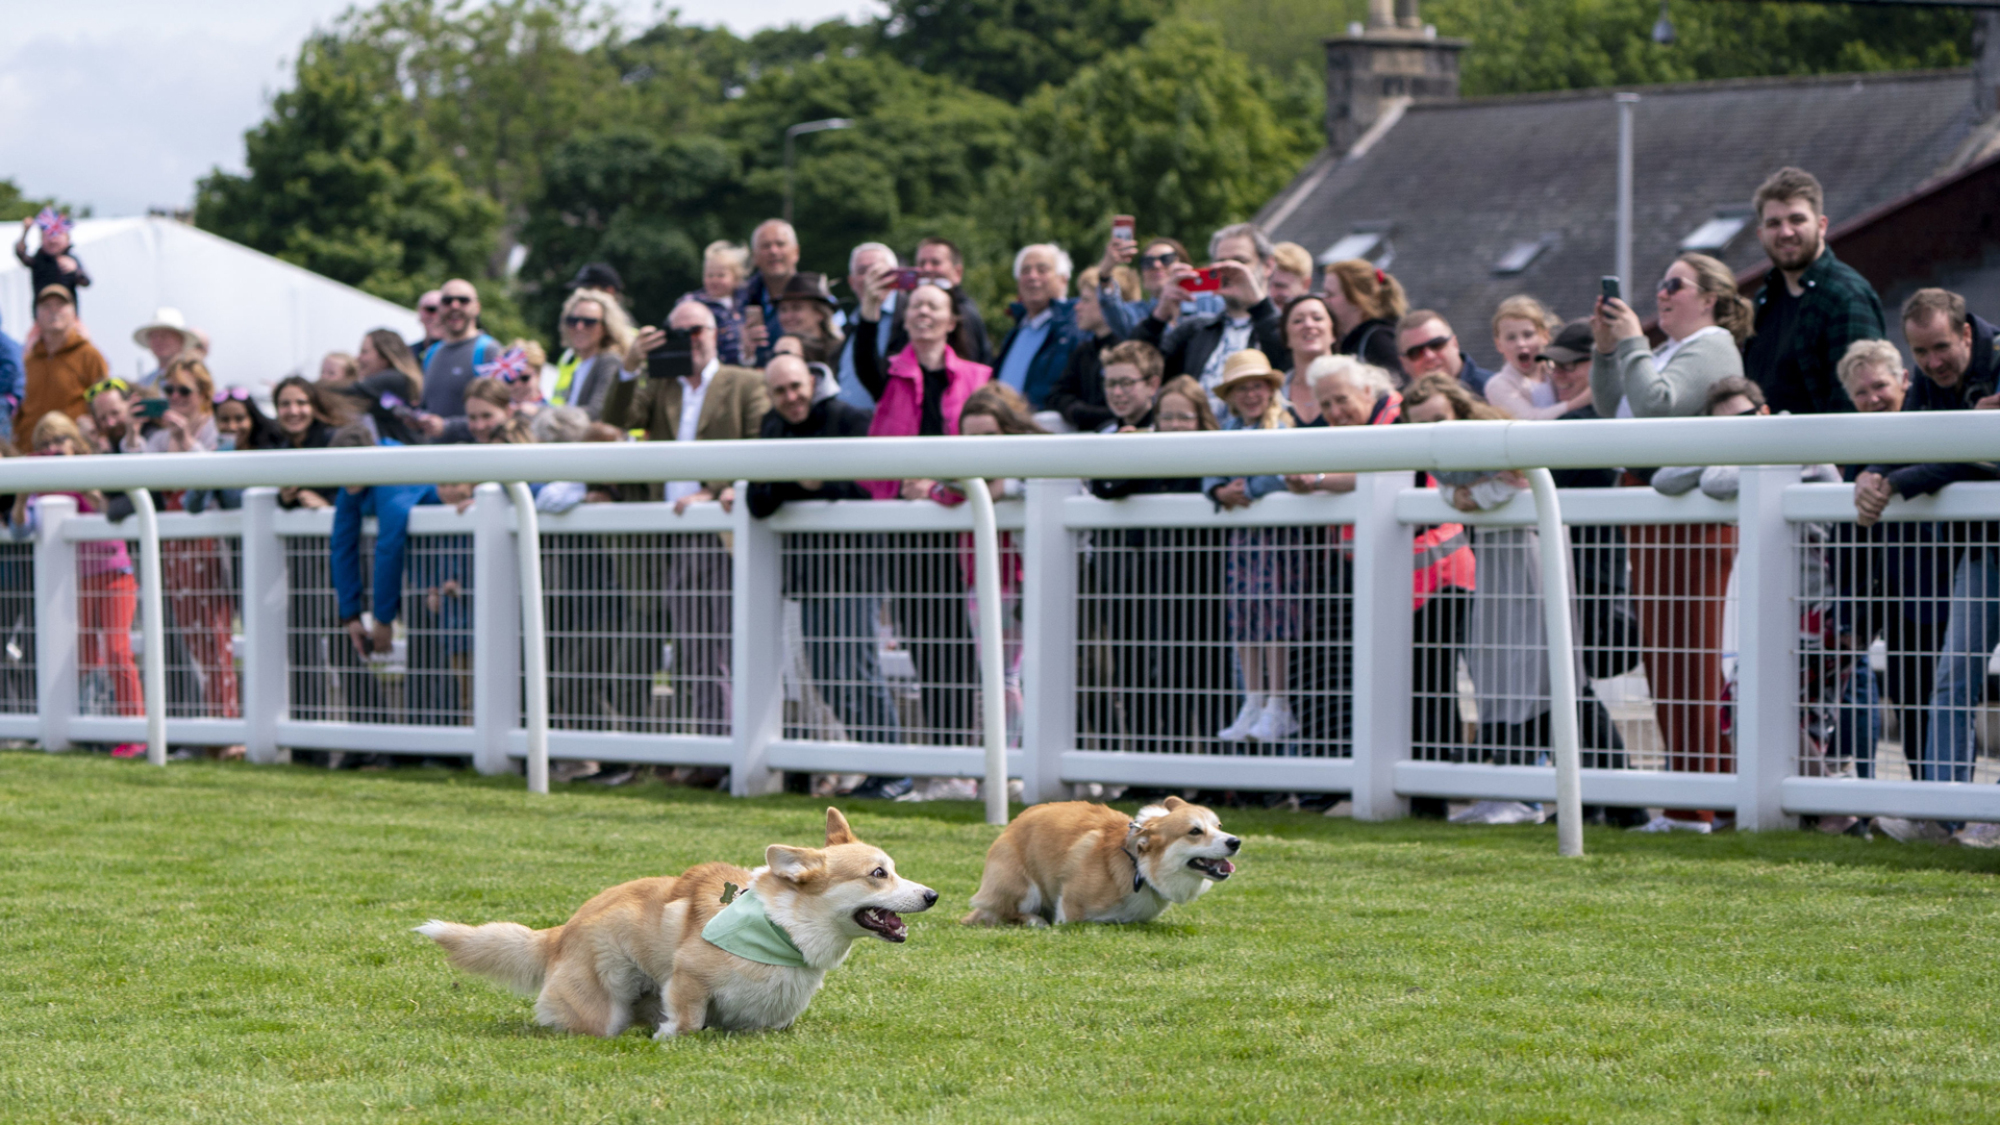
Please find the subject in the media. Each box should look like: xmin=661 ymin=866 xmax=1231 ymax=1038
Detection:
xmin=646 ymin=327 xmax=695 ymax=380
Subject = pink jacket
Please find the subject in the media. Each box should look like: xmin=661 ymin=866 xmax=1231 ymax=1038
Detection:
xmin=862 ymin=344 xmax=991 ymax=499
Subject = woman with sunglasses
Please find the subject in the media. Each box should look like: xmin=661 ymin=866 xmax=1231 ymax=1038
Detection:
xmin=1590 ymin=251 xmax=1753 ymax=833
xmin=1095 ymin=236 xmax=1225 ymax=339
xmin=123 ymin=355 xmax=217 ymax=454
xmin=553 ymin=287 xmax=633 ymax=420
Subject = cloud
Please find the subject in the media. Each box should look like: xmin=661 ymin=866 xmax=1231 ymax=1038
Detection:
xmin=0 ymin=1 xmax=882 ymax=218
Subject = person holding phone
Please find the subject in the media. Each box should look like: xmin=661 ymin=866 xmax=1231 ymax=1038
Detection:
xmin=1133 ymin=223 xmax=1290 ymax=407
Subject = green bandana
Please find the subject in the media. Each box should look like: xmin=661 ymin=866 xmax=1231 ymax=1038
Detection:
xmin=700 ymin=888 xmax=809 ymax=968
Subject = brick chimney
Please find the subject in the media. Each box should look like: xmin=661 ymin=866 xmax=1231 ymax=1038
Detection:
xmin=1324 ymin=0 xmax=1466 ymax=155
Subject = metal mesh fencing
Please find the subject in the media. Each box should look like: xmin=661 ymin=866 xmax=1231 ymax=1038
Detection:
xmin=1410 ymin=520 xmax=1730 ymax=774
xmin=76 ymin=536 xmax=244 ymax=720
xmin=1808 ymin=517 xmax=2000 ymax=783
xmin=0 ymin=540 xmax=34 ymax=715
xmin=534 ymin=531 xmax=733 ymax=736
xmin=1075 ymin=524 xmax=1352 ymax=758
xmin=283 ymin=533 xmax=474 ymax=727
xmin=777 ymin=531 xmax=1002 ymax=747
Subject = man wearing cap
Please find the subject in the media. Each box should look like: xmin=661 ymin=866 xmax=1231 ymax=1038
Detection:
xmin=410 ymin=289 xmax=443 ymax=356
xmin=132 ymin=308 xmax=199 ymax=389
xmin=15 ymin=286 xmax=106 ymax=448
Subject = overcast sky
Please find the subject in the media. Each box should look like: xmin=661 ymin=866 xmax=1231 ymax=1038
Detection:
xmin=0 ymin=1 xmax=877 ymax=218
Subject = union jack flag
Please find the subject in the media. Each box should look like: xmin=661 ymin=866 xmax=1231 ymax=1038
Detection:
xmin=475 ymin=346 xmax=536 ymax=385
xmin=33 ymin=207 xmax=71 ymax=239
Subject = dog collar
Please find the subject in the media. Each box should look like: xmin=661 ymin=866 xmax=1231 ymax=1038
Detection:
xmin=701 ymin=888 xmax=809 ymax=968
xmin=1124 ymin=820 xmax=1150 ymax=894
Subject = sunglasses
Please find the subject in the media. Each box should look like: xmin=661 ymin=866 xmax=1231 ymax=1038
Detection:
xmin=85 ymin=377 xmax=131 ymax=401
xmin=214 ymin=387 xmax=252 ymax=405
xmin=439 ymin=294 xmax=474 ymax=306
xmin=1137 ymin=253 xmax=1178 ymax=270
xmin=1401 ymin=335 xmax=1453 ymax=361
xmin=163 ymin=383 xmax=196 ymax=397
xmin=563 ymin=315 xmax=602 ymax=328
xmin=419 ymin=304 xmax=440 ymax=314
xmin=1657 ymin=276 xmax=1690 ymax=295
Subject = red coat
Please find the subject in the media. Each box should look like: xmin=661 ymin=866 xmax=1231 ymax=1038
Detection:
xmin=862 ymin=344 xmax=991 ymax=499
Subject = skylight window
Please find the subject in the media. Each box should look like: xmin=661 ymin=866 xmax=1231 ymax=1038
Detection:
xmin=1319 ymin=231 xmax=1386 ymax=265
xmin=1680 ymin=212 xmax=1750 ymax=253
xmin=1492 ymin=234 xmax=1555 ymax=276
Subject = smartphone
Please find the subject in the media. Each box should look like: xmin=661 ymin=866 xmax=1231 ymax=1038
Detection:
xmin=1183 ymin=266 xmax=1225 ymax=293
xmin=646 ymin=327 xmax=695 ymax=381
xmin=742 ymin=305 xmax=764 ymax=330
xmin=890 ymin=267 xmax=921 ymax=291
xmin=1111 ymin=214 xmax=1135 ymax=243
xmin=1600 ymin=275 xmax=1621 ymax=303
xmin=136 ymin=397 xmax=169 ymax=419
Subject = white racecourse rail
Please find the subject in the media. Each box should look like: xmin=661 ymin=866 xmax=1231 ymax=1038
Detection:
xmin=2 ymin=414 xmax=1995 ymax=853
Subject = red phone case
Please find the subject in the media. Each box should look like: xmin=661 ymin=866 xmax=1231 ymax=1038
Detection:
xmin=1183 ymin=268 xmax=1224 ymax=293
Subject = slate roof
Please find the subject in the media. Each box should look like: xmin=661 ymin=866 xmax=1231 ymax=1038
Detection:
xmin=1259 ymin=68 xmax=1985 ymax=370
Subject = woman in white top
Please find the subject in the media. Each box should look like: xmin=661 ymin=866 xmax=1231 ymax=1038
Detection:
xmin=1482 ymin=294 xmax=1588 ymax=420
xmin=1277 ymin=295 xmax=1337 ymax=424
xmin=1590 ymin=251 xmax=1750 ymax=418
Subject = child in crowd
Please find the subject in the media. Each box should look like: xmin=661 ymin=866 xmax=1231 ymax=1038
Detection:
xmin=679 ymin=240 xmax=749 ymax=366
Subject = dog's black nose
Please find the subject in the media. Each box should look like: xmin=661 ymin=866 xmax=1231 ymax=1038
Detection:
xmin=922 ymin=888 xmax=939 ymax=907
xmin=1224 ymin=836 xmax=1241 ymax=853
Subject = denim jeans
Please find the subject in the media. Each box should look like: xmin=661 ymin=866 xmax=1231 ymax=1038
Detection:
xmin=1923 ymin=549 xmax=1999 ymax=783
xmin=799 ymin=594 xmax=898 ymax=743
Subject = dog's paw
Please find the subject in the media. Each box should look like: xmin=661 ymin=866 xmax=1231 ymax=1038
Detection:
xmin=652 ymin=1021 xmax=679 ymax=1041
xmin=1022 ymin=915 xmax=1049 ymax=928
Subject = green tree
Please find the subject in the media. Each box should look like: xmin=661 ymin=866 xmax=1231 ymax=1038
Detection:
xmin=879 ymin=0 xmax=1174 ymax=102
xmin=999 ymin=19 xmax=1319 ymax=269
xmin=1177 ymin=0 xmax=1974 ymax=96
xmin=0 ymin=179 xmax=84 ymax=223
xmin=193 ymin=35 xmax=507 ymax=318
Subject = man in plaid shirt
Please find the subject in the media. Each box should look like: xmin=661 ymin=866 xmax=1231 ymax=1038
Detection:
xmin=1743 ymin=166 xmax=1886 ymax=415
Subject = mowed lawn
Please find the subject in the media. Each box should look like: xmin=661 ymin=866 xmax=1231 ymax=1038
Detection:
xmin=2 ymin=752 xmax=1998 ymax=1123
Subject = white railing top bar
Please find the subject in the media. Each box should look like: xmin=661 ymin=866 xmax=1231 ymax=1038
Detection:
xmin=0 ymin=414 xmax=1990 ymax=494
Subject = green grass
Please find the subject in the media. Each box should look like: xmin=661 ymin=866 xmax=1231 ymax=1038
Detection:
xmin=3 ymin=752 xmax=1998 ymax=1123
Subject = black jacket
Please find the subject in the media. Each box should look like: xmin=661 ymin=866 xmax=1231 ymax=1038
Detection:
xmin=747 ymin=398 xmax=876 ymax=519
xmin=1046 ymin=333 xmax=1119 ymax=432
xmin=1861 ymin=313 xmax=2000 ymax=502
xmin=1339 ymin=317 xmax=1402 ymax=380
xmin=1133 ymin=297 xmax=1290 ymax=385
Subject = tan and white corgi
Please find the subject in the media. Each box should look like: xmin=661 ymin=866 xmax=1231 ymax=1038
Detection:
xmin=961 ymin=796 xmax=1240 ymax=926
xmin=417 ymin=808 xmax=937 ymax=1039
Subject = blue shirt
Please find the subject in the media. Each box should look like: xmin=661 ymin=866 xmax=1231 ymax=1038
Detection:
xmin=333 ymin=481 xmax=442 ymax=625
xmin=997 ymin=309 xmax=1053 ymax=395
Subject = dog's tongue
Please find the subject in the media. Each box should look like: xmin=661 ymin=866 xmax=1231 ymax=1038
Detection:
xmin=1213 ymin=859 xmax=1236 ymax=876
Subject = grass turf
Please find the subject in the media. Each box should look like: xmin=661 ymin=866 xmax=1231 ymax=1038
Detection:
xmin=2 ymin=751 xmax=1998 ymax=1123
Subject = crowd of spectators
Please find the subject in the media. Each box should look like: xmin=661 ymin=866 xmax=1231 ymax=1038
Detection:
xmin=1 ymin=165 xmax=1995 ymax=835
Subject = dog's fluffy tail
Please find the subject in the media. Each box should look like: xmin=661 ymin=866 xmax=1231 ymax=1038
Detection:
xmin=415 ymin=919 xmax=556 ymax=995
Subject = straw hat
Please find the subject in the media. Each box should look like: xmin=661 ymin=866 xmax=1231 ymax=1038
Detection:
xmin=1213 ymin=348 xmax=1282 ymax=396
xmin=131 ymin=307 xmax=198 ymax=351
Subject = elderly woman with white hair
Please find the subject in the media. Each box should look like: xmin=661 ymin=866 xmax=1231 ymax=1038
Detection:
xmin=991 ymin=243 xmax=1084 ymax=410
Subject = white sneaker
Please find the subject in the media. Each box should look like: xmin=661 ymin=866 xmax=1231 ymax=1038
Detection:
xmin=1629 ymin=815 xmax=1711 ymax=834
xmin=1450 ymin=799 xmax=1544 ymax=825
xmin=1875 ymin=816 xmax=1952 ymax=844
xmin=1218 ymin=694 xmax=1266 ymax=741
xmin=1246 ymin=696 xmax=1300 ymax=742
xmin=1953 ymin=822 xmax=2000 ymax=848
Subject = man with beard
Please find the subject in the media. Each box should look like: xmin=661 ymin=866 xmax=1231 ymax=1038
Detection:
xmin=1742 ymin=167 xmax=1886 ymax=415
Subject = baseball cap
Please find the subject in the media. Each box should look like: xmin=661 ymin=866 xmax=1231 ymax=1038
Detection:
xmin=1538 ymin=320 xmax=1595 ymax=365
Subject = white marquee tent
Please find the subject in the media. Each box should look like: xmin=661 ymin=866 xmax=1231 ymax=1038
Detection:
xmin=0 ymin=217 xmax=420 ymax=395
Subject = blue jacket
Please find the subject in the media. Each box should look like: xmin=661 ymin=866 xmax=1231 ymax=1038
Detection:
xmin=1098 ymin=284 xmax=1224 ymax=341
xmin=1201 ymin=412 xmax=1290 ymax=502
xmin=0 ymin=309 xmax=23 ymax=431
xmin=333 ymin=482 xmax=441 ymax=625
xmin=993 ymin=298 xmax=1084 ymax=410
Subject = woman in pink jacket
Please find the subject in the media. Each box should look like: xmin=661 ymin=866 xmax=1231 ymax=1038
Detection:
xmin=846 ymin=274 xmax=993 ymax=749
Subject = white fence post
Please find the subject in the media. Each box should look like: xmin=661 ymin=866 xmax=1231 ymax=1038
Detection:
xmin=130 ymin=489 xmax=167 ymax=766
xmin=1733 ymin=465 xmax=1798 ymax=831
xmin=32 ymin=494 xmax=79 ymax=752
xmin=470 ymin=483 xmax=519 ymax=776
xmin=1349 ymin=472 xmax=1413 ymax=820
xmin=730 ymin=482 xmax=784 ymax=796
xmin=505 ymin=482 xmax=550 ymax=795
xmin=1020 ymin=479 xmax=1077 ymax=804
xmin=238 ymin=488 xmax=287 ymax=764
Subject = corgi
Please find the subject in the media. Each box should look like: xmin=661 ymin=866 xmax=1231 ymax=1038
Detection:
xmin=416 ymin=808 xmax=937 ymax=1039
xmin=961 ymin=796 xmax=1240 ymax=926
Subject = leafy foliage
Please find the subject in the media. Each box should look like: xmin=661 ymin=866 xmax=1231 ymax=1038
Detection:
xmin=1002 ymin=20 xmax=1320 ymax=269
xmin=879 ymin=0 xmax=1175 ymax=102
xmin=192 ymin=34 xmax=505 ymax=320
xmin=0 ymin=179 xmax=86 ymax=223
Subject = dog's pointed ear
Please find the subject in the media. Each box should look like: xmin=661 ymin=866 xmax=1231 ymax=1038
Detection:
xmin=1163 ymin=795 xmax=1188 ymax=811
xmin=825 ymin=807 xmax=857 ymax=846
xmin=766 ymin=844 xmax=824 ymax=882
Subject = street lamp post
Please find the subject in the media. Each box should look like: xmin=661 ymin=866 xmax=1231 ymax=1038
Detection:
xmin=784 ymin=118 xmax=854 ymax=225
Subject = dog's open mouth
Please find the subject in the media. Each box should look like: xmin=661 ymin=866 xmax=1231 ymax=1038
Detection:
xmin=1187 ymin=857 xmax=1236 ymax=880
xmin=855 ymin=907 xmax=907 ymax=942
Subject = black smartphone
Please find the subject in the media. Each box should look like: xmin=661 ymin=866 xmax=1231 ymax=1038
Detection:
xmin=646 ymin=327 xmax=695 ymax=380
xmin=1600 ymin=275 xmax=1621 ymax=304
